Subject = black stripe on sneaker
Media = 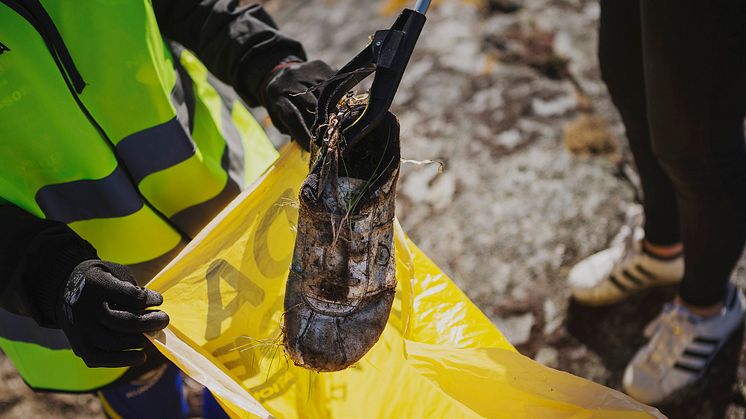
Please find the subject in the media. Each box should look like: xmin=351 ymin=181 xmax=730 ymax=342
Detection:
xmin=693 ymin=336 xmax=720 ymax=346
xmin=608 ymin=274 xmax=629 ymax=292
xmin=674 ymin=362 xmax=702 ymax=374
xmin=622 ymin=269 xmax=644 ymax=287
xmin=635 ymin=264 xmax=656 ymax=280
xmin=683 ymin=348 xmax=712 ymax=359
xmin=727 ymin=288 xmax=737 ymax=310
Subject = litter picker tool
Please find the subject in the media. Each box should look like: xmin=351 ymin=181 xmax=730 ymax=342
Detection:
xmin=284 ymin=0 xmax=430 ymax=372
xmin=312 ymin=0 xmax=431 ymax=153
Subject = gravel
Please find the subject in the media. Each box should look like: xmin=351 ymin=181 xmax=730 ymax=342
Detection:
xmin=4 ymin=1 xmax=745 ymax=417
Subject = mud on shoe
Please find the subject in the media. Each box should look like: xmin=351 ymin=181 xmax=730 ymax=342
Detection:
xmin=623 ymin=284 xmax=746 ymax=405
xmin=282 ymin=94 xmax=400 ymax=372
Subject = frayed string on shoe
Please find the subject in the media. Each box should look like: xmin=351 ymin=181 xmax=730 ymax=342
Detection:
xmin=289 ymin=65 xmax=377 ymax=98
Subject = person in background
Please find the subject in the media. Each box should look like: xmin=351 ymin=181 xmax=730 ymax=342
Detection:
xmin=568 ymin=0 xmax=746 ymax=404
xmin=0 ymin=0 xmax=332 ymax=416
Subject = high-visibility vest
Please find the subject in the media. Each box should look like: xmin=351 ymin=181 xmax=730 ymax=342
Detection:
xmin=0 ymin=0 xmax=279 ymax=391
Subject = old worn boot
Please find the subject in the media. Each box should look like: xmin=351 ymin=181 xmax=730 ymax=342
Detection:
xmin=283 ymin=94 xmax=400 ymax=372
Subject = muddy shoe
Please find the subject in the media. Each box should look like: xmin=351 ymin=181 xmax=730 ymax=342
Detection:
xmin=283 ymin=94 xmax=400 ymax=372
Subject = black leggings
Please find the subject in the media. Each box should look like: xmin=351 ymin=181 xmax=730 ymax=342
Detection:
xmin=598 ymin=0 xmax=746 ymax=307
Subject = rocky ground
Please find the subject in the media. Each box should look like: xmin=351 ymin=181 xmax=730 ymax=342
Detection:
xmin=2 ymin=0 xmax=745 ymax=418
xmin=274 ymin=1 xmax=746 ymax=418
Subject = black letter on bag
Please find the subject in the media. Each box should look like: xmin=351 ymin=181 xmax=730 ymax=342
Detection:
xmin=204 ymin=259 xmax=265 ymax=340
xmin=252 ymin=188 xmax=297 ymax=278
xmin=0 ymin=42 xmax=9 ymax=55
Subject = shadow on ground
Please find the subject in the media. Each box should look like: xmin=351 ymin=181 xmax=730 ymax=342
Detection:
xmin=567 ymin=286 xmax=746 ymax=419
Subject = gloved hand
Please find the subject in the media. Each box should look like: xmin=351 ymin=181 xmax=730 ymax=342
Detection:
xmin=262 ymin=59 xmax=335 ymax=150
xmin=56 ymin=260 xmax=169 ymax=368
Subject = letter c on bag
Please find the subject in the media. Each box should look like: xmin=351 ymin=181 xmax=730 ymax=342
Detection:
xmin=252 ymin=188 xmax=297 ymax=278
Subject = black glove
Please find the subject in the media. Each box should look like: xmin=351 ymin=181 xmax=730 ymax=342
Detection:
xmin=262 ymin=60 xmax=335 ymax=150
xmin=56 ymin=260 xmax=170 ymax=368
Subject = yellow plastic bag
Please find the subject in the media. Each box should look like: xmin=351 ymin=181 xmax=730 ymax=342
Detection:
xmin=146 ymin=143 xmax=662 ymax=418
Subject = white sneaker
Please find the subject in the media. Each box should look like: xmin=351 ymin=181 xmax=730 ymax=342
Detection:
xmin=568 ymin=220 xmax=684 ymax=306
xmin=623 ymin=284 xmax=746 ymax=405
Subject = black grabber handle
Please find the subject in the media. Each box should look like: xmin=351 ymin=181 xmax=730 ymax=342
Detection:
xmin=312 ymin=4 xmax=429 ymax=152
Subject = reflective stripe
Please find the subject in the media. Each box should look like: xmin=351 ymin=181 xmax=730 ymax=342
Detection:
xmin=207 ymin=72 xmax=247 ymax=188
xmin=36 ymin=46 xmax=233 ymax=230
xmin=69 ymin=206 xmax=182 ymax=265
xmin=138 ymin=151 xmax=228 ymax=218
xmin=0 ymin=310 xmax=125 ymax=392
xmin=35 ymin=166 xmax=144 ymax=223
xmin=113 ymin=44 xmax=199 ymax=186
xmin=116 ymin=118 xmax=196 ymax=184
xmin=216 ymin=82 xmax=247 ymax=189
xmin=0 ymin=309 xmax=69 ymax=349
xmin=182 ymin=55 xmax=229 ymax=174
xmin=131 ymin=48 xmax=237 ymax=223
xmin=231 ymin=101 xmax=280 ymax=184
xmin=170 ymin=168 xmax=240 ymax=237
xmin=165 ymin=87 xmax=243 ymax=236
xmin=0 ymin=336 xmax=125 ymax=392
xmin=170 ymin=43 xmax=196 ymax=134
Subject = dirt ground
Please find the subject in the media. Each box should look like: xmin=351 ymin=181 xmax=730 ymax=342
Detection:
xmin=3 ymin=0 xmax=746 ymax=418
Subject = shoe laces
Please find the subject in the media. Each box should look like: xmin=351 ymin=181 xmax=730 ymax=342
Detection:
xmin=643 ymin=305 xmax=698 ymax=372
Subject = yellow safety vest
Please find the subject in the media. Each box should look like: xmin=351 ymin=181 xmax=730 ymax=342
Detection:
xmin=0 ymin=0 xmax=278 ymax=391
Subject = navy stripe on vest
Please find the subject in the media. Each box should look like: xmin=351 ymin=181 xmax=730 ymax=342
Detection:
xmin=0 ymin=308 xmax=71 ymax=350
xmin=36 ymin=166 xmax=144 ymax=224
xmin=35 ymin=43 xmax=246 ymax=228
xmin=170 ymin=146 xmax=241 ymax=238
xmin=115 ymin=117 xmax=196 ymax=184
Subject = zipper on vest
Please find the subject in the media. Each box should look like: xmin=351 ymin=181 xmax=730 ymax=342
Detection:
xmin=1 ymin=0 xmax=85 ymax=93
xmin=2 ymin=0 xmax=194 ymax=243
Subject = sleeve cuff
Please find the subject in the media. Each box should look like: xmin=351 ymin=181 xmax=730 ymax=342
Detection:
xmin=27 ymin=237 xmax=98 ymax=327
xmin=237 ymin=50 xmax=307 ymax=107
